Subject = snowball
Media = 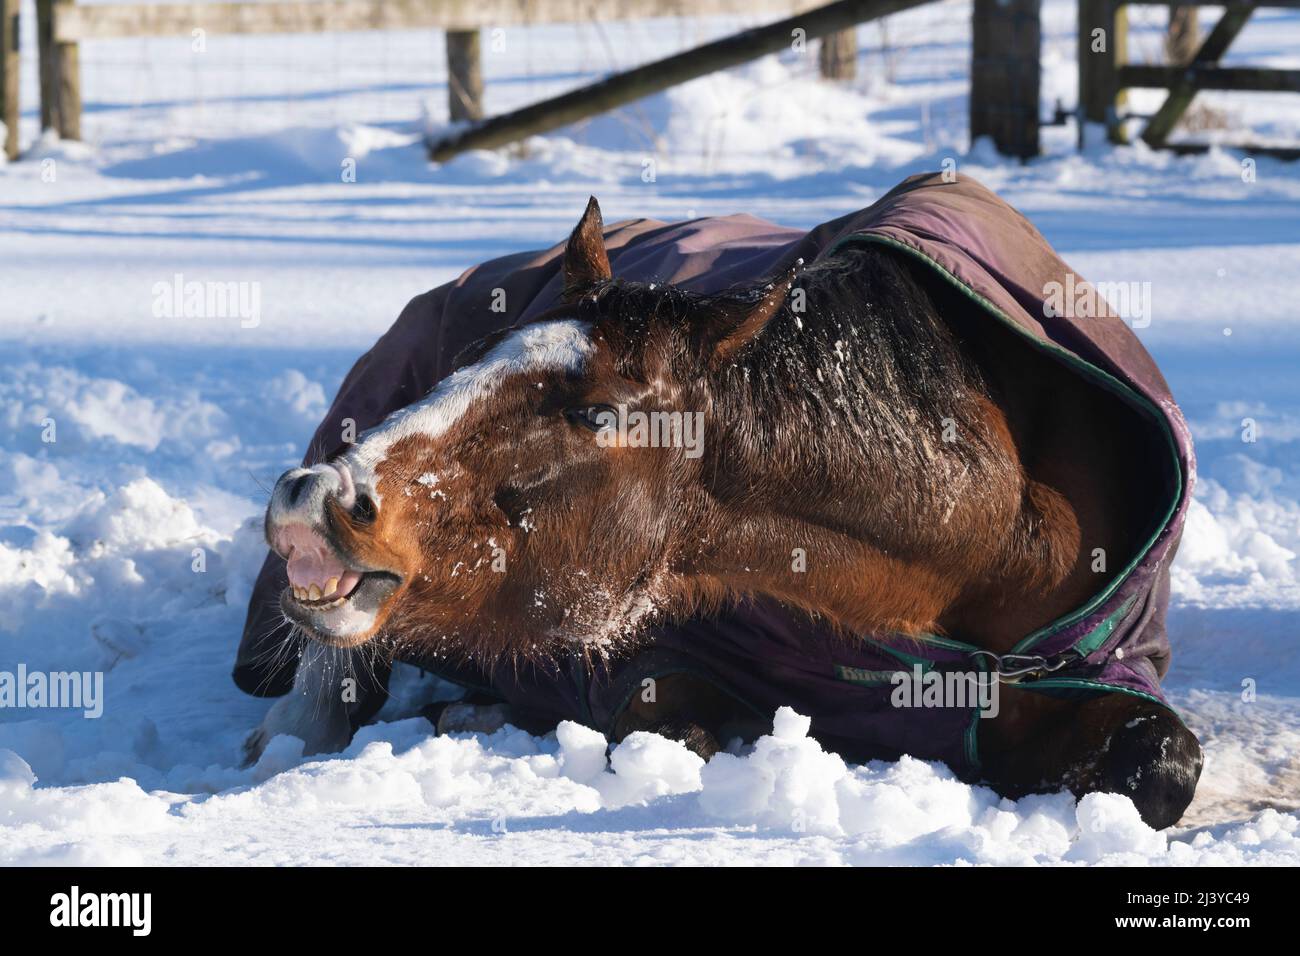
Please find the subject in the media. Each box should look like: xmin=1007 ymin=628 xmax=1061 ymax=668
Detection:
xmin=698 ymin=752 xmax=775 ymax=820
xmin=699 ymin=709 xmax=846 ymax=834
xmin=1068 ymin=792 xmax=1167 ymax=862
xmin=250 ymin=734 xmax=306 ymax=783
xmin=265 ymin=369 xmax=327 ymax=420
xmin=69 ymin=478 xmax=207 ymax=553
xmin=555 ymin=721 xmax=608 ymax=784
xmin=603 ymin=732 xmax=703 ymax=806
xmin=0 ymin=723 xmax=65 ymax=782
xmin=772 ymin=706 xmax=811 ymax=740
xmin=0 ymin=748 xmax=37 ymax=795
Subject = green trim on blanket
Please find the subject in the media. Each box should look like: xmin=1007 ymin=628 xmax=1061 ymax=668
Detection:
xmin=827 ymin=232 xmax=1185 ymax=663
xmin=1014 ymin=677 xmax=1190 ymax=729
xmin=1071 ymin=595 xmax=1138 ymax=658
xmin=961 ymin=651 xmax=991 ymax=770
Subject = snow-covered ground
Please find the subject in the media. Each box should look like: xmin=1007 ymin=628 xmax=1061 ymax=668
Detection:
xmin=2 ymin=1 xmax=1299 ymax=865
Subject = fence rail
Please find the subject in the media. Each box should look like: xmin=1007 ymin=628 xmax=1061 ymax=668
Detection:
xmin=1120 ymin=65 xmax=1300 ymax=93
xmin=50 ymin=0 xmax=815 ymax=42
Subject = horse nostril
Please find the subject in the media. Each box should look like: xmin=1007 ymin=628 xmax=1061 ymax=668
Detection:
xmin=352 ymin=493 xmax=377 ymax=525
xmin=286 ymin=473 xmax=313 ymax=507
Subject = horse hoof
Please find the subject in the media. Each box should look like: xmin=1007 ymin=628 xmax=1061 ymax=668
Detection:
xmin=1099 ymin=709 xmax=1202 ymax=829
xmin=433 ymin=702 xmax=514 ymax=735
xmin=241 ymin=727 xmax=270 ymax=768
xmin=646 ymin=719 xmax=721 ymax=761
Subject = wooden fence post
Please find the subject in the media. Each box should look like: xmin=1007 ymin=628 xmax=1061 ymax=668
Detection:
xmin=1167 ymin=6 xmax=1199 ymax=65
xmin=1078 ymin=0 xmax=1127 ymax=142
xmin=446 ymin=29 xmax=483 ymax=122
xmin=818 ymin=28 xmax=857 ymax=81
xmin=1 ymin=0 xmax=18 ymax=159
xmin=37 ymin=0 xmax=56 ymax=131
xmin=54 ymin=0 xmax=80 ymax=140
xmin=970 ymin=0 xmax=1040 ymax=159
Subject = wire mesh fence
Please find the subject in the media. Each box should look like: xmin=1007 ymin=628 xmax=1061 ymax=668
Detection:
xmin=10 ymin=0 xmax=972 ymax=156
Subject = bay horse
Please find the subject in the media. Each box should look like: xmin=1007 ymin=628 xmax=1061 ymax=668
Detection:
xmin=243 ymin=176 xmax=1202 ymax=829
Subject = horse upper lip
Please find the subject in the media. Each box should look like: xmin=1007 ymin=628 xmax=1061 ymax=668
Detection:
xmin=273 ymin=520 xmax=400 ymax=590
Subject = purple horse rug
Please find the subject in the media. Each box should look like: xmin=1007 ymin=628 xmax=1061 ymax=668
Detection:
xmin=236 ymin=172 xmax=1193 ymax=774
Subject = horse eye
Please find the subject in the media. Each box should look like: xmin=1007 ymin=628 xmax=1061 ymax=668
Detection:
xmin=564 ymin=404 xmax=617 ymax=433
xmin=352 ymin=493 xmax=377 ymax=524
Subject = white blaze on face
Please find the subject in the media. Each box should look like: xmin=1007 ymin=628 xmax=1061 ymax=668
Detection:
xmin=347 ymin=319 xmax=595 ymax=482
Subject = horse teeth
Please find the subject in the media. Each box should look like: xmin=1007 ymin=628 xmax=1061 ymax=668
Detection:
xmin=288 ymin=582 xmax=350 ymax=607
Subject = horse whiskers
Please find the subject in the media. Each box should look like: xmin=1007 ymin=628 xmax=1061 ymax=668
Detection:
xmin=245 ymin=468 xmax=275 ymax=498
xmin=244 ymin=614 xmax=301 ymax=699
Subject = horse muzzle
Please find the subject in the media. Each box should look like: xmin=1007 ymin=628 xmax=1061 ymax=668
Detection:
xmin=265 ymin=462 xmax=401 ymax=646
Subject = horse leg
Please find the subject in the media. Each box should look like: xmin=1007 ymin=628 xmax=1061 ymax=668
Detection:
xmin=612 ymin=673 xmax=740 ymax=760
xmin=425 ymin=697 xmax=516 ymax=735
xmin=981 ymin=688 xmax=1202 ymax=829
xmin=242 ymin=643 xmax=390 ymax=765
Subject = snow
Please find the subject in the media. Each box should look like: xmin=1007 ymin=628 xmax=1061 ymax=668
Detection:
xmin=2 ymin=1 xmax=1299 ymax=864
xmin=6 ymin=707 xmax=1298 ymax=865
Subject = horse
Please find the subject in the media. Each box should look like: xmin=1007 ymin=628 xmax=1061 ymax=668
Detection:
xmin=240 ymin=174 xmax=1202 ymax=829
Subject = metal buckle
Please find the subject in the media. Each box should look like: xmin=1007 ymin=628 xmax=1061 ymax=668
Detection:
xmin=967 ymin=650 xmax=1077 ymax=684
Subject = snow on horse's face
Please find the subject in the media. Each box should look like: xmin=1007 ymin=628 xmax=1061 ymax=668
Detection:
xmin=264 ymin=198 xmax=788 ymax=658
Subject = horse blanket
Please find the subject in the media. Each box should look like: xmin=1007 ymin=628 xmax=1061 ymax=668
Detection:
xmin=235 ymin=172 xmax=1194 ymax=774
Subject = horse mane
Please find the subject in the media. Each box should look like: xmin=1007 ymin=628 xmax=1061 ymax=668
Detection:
xmin=723 ymin=243 xmax=997 ymax=467
xmin=571 ymin=242 xmax=1012 ymax=541
xmin=571 ymin=242 xmax=990 ymax=443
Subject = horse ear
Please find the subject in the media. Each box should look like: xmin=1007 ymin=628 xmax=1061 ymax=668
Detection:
xmin=706 ymin=260 xmax=803 ymax=368
xmin=563 ymin=196 xmax=613 ymax=300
